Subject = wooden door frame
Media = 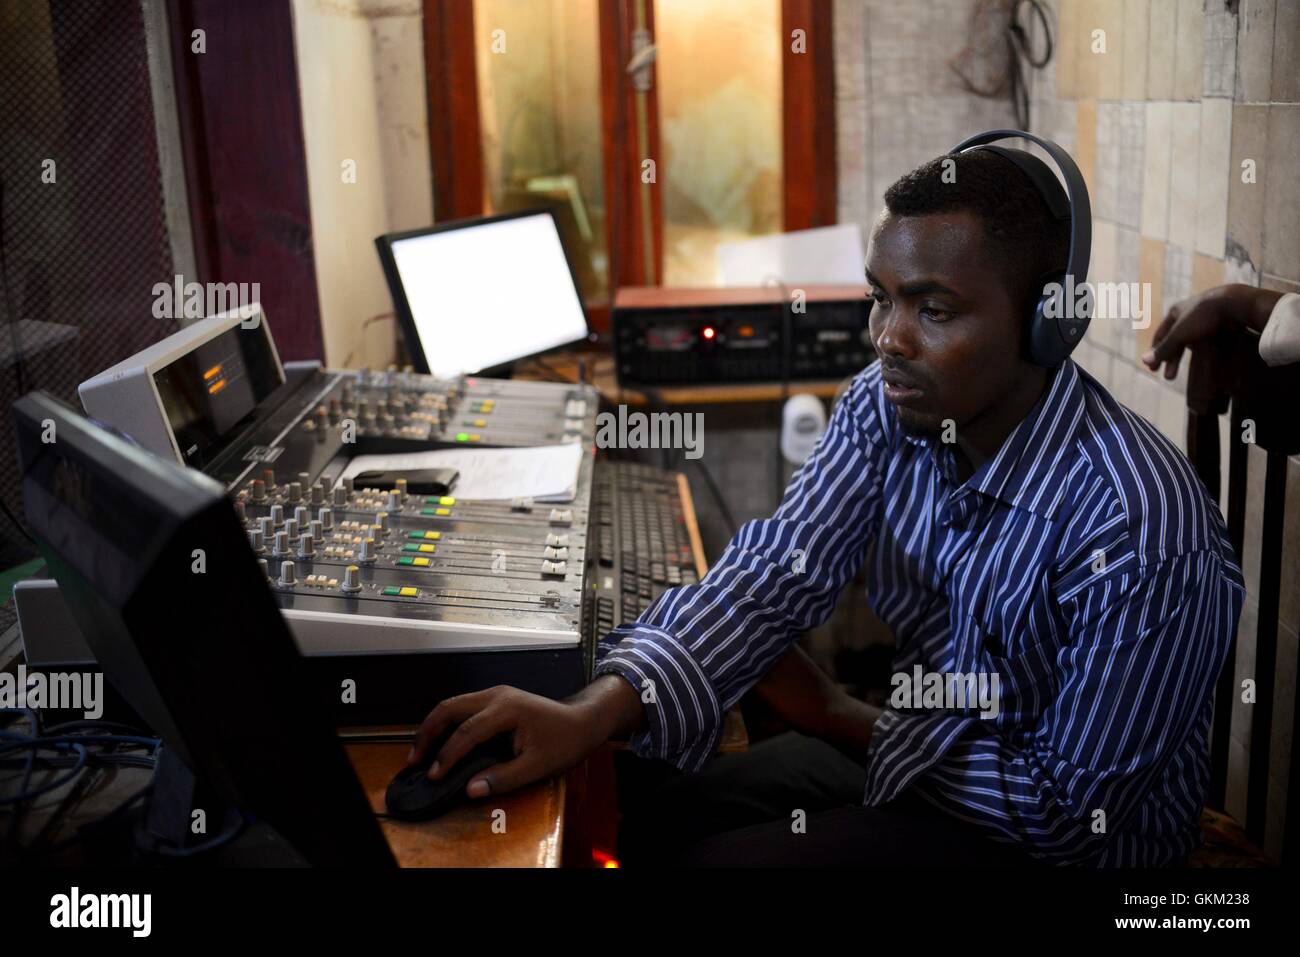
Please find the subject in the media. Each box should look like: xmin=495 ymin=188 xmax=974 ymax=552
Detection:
xmin=425 ymin=0 xmax=485 ymax=222
xmin=781 ymin=0 xmax=838 ymax=230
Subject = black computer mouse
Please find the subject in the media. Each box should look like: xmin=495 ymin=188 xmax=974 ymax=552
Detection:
xmin=385 ymin=728 xmax=517 ymax=822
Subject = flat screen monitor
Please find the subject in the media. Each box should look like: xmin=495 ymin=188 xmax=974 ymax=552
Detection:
xmin=376 ymin=209 xmax=590 ymax=379
xmin=13 ymin=391 xmax=394 ymax=867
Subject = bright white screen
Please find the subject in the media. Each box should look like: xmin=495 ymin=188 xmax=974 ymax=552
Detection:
xmin=389 ymin=214 xmax=588 ymax=379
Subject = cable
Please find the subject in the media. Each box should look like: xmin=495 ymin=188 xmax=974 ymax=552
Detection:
xmin=690 ymin=457 xmax=738 ymax=537
xmin=340 ymin=312 xmax=395 ymax=369
xmin=949 ymin=0 xmax=1053 ymax=131
xmin=761 ymin=274 xmax=795 ymax=506
xmin=523 ymin=353 xmax=574 ymax=383
xmin=0 ymin=173 xmax=40 ymax=548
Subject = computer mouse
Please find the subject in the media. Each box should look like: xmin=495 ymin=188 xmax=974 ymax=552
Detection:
xmin=384 ymin=728 xmax=517 ymax=822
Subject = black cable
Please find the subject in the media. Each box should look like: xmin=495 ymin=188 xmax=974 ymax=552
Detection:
xmin=1007 ymin=0 xmax=1053 ymax=131
xmin=0 ymin=497 xmax=35 ymax=546
xmin=526 ymin=353 xmax=574 ymax=383
xmin=0 ymin=175 xmax=28 ymax=398
xmin=949 ymin=0 xmax=1053 ymax=132
xmin=0 ymin=173 xmax=40 ymax=548
xmin=690 ymin=457 xmax=738 ymax=537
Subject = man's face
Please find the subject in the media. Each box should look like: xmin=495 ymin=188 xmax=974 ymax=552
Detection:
xmin=865 ymin=209 xmax=1036 ymax=439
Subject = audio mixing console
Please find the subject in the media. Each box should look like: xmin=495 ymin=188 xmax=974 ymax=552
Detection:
xmin=66 ymin=308 xmax=645 ymax=723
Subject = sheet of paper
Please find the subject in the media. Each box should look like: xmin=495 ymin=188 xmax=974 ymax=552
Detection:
xmin=337 ymin=443 xmax=584 ymax=503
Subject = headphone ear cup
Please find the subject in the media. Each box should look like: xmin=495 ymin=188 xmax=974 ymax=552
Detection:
xmin=1027 ymin=276 xmax=1064 ymax=366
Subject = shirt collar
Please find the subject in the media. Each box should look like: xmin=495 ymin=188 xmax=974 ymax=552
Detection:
xmin=906 ymin=359 xmax=1086 ymax=519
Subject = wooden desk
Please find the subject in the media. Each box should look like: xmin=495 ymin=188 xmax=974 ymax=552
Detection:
xmin=346 ymin=470 xmax=739 ymax=868
xmin=346 ymin=739 xmax=564 ymax=868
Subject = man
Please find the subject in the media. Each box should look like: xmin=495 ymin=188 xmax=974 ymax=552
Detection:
xmin=409 ymin=147 xmax=1244 ymax=867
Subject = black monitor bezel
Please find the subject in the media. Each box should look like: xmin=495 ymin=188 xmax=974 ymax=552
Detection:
xmin=13 ymin=391 xmax=396 ymax=867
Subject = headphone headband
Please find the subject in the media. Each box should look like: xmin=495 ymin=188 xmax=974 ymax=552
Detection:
xmin=950 ymin=129 xmax=1093 ymax=365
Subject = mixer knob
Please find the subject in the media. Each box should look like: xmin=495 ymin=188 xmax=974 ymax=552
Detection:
xmin=298 ymin=533 xmax=314 ymax=559
xmin=340 ymin=564 xmax=362 ymax=593
xmin=333 ymin=485 xmax=348 ymax=506
xmin=258 ymin=557 xmax=270 ymax=579
xmin=298 ymin=472 xmax=310 ymax=488
xmin=294 ymin=505 xmax=310 ymax=527
xmin=287 ymin=481 xmax=302 ymax=504
xmin=355 ymin=367 xmax=370 ymax=387
xmin=278 ymin=560 xmax=296 ymax=587
xmin=375 ymin=512 xmax=389 ymax=535
xmin=284 ymin=518 xmax=298 ymax=541
xmin=328 ymin=399 xmax=342 ymax=424
xmin=548 ymin=508 xmax=573 ymax=526
xmin=359 ymin=537 xmax=377 ymax=563
xmin=248 ymin=529 xmax=264 ymax=553
xmin=343 ymin=476 xmax=355 ymax=493
xmin=273 ymin=530 xmax=290 ymax=557
xmin=386 ymin=490 xmax=403 ymax=511
xmin=315 ymin=406 xmax=329 ymax=431
xmin=251 ymin=479 xmax=267 ymax=502
xmin=234 ymin=499 xmax=247 ymax=523
xmin=270 ymin=504 xmax=285 ymax=527
xmin=258 ymin=516 xmax=274 ymax=541
xmin=309 ymin=519 xmax=323 ymax=542
xmin=395 ymin=478 xmax=408 ymax=495
xmin=318 ymin=507 xmax=333 ymax=531
xmin=311 ymin=483 xmax=325 ymax=505
xmin=263 ymin=468 xmax=276 ymax=488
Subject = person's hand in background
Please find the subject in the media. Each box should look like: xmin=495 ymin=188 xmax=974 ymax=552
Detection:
xmin=1143 ymin=283 xmax=1282 ymax=380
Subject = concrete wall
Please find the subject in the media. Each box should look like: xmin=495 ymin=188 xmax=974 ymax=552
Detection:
xmin=291 ymin=0 xmax=432 ymax=369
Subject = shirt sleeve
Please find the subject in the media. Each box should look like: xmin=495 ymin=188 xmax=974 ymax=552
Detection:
xmin=915 ymin=548 xmax=1243 ymax=865
xmin=1259 ymin=292 xmax=1300 ymax=367
xmin=593 ymin=365 xmax=892 ymax=770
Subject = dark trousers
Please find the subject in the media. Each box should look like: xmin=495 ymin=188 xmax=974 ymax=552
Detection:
xmin=617 ymin=731 xmax=1040 ymax=867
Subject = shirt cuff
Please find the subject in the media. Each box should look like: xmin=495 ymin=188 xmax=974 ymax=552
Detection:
xmin=593 ymin=627 xmax=723 ymax=771
xmin=1260 ymin=292 xmax=1300 ymax=367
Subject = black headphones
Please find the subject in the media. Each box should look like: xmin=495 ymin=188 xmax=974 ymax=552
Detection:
xmin=950 ymin=129 xmax=1093 ymax=367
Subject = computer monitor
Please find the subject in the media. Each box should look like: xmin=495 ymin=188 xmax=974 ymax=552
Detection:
xmin=13 ymin=391 xmax=394 ymax=867
xmin=376 ymin=209 xmax=591 ymax=379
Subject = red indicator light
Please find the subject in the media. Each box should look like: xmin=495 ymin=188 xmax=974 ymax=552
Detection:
xmin=702 ymin=326 xmax=716 ymax=340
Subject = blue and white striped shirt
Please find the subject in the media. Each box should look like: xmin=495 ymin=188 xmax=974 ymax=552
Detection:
xmin=595 ymin=358 xmax=1244 ymax=866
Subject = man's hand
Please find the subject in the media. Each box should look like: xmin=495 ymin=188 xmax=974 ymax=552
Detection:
xmin=752 ymin=644 xmax=879 ymax=759
xmin=407 ymin=675 xmax=645 ymax=799
xmin=1143 ymin=283 xmax=1282 ymax=380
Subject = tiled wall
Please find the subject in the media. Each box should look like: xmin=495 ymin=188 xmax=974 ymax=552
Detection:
xmin=834 ymin=0 xmax=1300 ymax=860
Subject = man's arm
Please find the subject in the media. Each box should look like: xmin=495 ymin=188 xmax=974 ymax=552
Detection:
xmin=914 ymin=549 xmax=1243 ymax=865
xmin=409 ymin=365 xmax=893 ymax=792
xmin=593 ymin=368 xmax=890 ymax=769
xmin=1142 ymin=283 xmax=1288 ymax=377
